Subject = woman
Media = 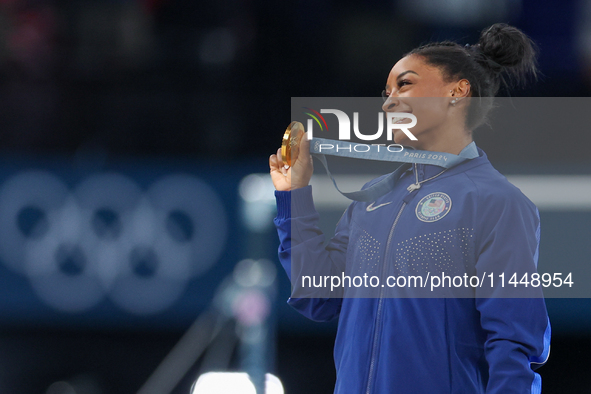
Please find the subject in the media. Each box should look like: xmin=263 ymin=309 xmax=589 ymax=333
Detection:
xmin=270 ymin=23 xmax=550 ymax=393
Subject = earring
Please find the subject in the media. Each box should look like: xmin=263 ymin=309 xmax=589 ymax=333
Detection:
xmin=451 ymin=98 xmax=457 ymax=105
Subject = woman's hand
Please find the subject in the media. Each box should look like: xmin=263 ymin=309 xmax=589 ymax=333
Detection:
xmin=269 ymin=132 xmax=314 ymax=191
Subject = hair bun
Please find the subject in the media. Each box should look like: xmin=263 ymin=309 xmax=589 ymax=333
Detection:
xmin=476 ymin=23 xmax=538 ymax=85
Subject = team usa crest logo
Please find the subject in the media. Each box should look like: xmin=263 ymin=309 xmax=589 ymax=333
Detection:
xmin=416 ymin=192 xmax=452 ymax=222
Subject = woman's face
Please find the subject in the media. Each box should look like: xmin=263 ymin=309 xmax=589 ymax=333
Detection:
xmin=382 ymin=54 xmax=460 ymax=147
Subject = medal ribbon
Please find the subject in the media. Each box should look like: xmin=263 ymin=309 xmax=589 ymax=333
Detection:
xmin=309 ymin=138 xmax=479 ymax=202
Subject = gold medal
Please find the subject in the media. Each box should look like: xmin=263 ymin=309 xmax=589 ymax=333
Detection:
xmin=281 ymin=121 xmax=305 ymax=167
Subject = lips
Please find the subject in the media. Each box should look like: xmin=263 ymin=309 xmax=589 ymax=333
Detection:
xmin=391 ymin=114 xmax=412 ymax=124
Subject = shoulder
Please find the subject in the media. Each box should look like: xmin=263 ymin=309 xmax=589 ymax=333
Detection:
xmin=463 ymin=161 xmax=538 ymax=218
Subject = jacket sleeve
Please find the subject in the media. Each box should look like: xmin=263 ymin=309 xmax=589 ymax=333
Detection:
xmin=274 ymin=185 xmax=352 ymax=322
xmin=474 ymin=189 xmax=551 ymax=394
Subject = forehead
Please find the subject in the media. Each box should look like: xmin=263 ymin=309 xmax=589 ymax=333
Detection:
xmin=386 ymin=55 xmax=445 ymax=86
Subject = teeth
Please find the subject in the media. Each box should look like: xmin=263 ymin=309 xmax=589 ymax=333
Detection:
xmin=392 ymin=116 xmax=408 ymax=124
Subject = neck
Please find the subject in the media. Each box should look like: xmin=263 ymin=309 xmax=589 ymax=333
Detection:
xmin=416 ymin=135 xmax=473 ymax=154
xmin=409 ymin=124 xmax=473 ymax=154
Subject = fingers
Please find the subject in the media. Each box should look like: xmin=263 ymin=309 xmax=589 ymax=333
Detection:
xmin=277 ymin=147 xmax=289 ymax=175
xmin=269 ymin=148 xmax=289 ymax=177
xmin=270 ymin=148 xmax=291 ymax=191
xmin=270 ymin=128 xmax=312 ymax=191
xmin=269 ymin=152 xmax=278 ymax=172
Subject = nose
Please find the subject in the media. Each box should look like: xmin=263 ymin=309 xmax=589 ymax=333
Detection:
xmin=382 ymin=93 xmax=399 ymax=112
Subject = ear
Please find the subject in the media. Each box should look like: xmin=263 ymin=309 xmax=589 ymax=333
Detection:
xmin=450 ymin=79 xmax=471 ymax=98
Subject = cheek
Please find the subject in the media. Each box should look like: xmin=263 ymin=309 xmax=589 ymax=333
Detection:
xmin=412 ymin=100 xmax=448 ymax=128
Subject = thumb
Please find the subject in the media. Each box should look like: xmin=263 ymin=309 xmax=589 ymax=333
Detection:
xmin=290 ymin=131 xmax=314 ymax=189
xmin=298 ymin=132 xmax=311 ymax=160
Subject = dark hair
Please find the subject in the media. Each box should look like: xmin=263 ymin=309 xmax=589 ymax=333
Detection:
xmin=405 ymin=23 xmax=539 ymax=129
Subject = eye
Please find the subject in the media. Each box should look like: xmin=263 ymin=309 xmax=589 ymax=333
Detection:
xmin=397 ymin=79 xmax=411 ymax=88
xmin=381 ymin=90 xmax=390 ymax=101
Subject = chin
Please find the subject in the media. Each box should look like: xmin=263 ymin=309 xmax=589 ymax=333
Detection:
xmin=393 ymin=131 xmax=421 ymax=148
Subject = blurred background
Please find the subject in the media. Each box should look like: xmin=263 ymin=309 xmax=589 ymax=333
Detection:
xmin=0 ymin=0 xmax=590 ymax=393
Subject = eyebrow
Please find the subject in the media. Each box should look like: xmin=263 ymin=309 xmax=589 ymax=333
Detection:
xmin=386 ymin=70 xmax=419 ymax=90
xmin=398 ymin=70 xmax=418 ymax=80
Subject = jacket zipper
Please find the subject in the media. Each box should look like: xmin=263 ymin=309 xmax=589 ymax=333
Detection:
xmin=365 ymin=201 xmax=407 ymax=394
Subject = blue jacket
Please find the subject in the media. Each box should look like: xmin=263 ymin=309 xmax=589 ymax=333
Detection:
xmin=274 ymin=147 xmax=550 ymax=394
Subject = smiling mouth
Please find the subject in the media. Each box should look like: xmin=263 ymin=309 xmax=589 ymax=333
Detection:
xmin=392 ymin=116 xmax=410 ymax=124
